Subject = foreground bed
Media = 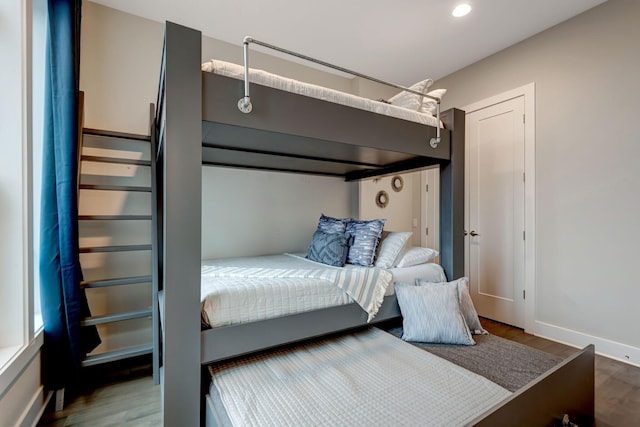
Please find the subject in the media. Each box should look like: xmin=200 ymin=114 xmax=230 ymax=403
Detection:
xmin=205 ymin=328 xmax=594 ymax=427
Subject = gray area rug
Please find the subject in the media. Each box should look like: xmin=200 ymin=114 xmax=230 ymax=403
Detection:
xmin=386 ymin=326 xmax=563 ymax=392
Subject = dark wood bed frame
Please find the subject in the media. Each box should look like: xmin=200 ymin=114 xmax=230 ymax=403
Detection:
xmin=153 ymin=21 xmax=594 ymax=427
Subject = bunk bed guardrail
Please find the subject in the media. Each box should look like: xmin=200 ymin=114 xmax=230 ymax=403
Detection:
xmin=238 ymin=36 xmax=442 ymax=148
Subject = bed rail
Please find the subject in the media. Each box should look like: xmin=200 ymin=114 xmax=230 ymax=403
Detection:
xmin=238 ymin=36 xmax=442 ymax=148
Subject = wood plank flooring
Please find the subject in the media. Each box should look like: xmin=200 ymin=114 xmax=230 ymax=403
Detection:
xmin=37 ymin=356 xmax=161 ymax=427
xmin=481 ymin=318 xmax=640 ymax=427
xmin=37 ymin=320 xmax=640 ymax=426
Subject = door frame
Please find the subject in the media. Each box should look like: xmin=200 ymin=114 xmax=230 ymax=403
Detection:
xmin=462 ymin=83 xmax=536 ymax=333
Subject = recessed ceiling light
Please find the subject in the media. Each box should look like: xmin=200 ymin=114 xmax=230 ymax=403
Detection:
xmin=452 ymin=4 xmax=472 ymax=17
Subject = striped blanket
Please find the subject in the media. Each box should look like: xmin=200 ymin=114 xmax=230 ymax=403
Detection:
xmin=201 ymin=255 xmax=392 ymax=321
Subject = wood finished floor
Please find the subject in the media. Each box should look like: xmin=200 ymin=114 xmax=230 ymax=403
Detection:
xmin=37 ymin=319 xmax=640 ymax=426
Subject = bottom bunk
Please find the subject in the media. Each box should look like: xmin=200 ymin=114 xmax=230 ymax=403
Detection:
xmin=204 ymin=327 xmax=594 ymax=427
xmin=199 ymin=249 xmax=445 ymax=363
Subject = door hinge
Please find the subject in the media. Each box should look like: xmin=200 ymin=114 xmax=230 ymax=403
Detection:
xmin=425 ymin=184 xmax=429 ymax=192
xmin=523 ymin=172 xmax=525 ymax=183
xmin=523 ymin=289 xmax=526 ymax=300
xmin=425 ymin=227 xmax=429 ymax=236
xmin=523 ymin=114 xmax=525 ymax=124
xmin=523 ymin=231 xmax=526 ymax=240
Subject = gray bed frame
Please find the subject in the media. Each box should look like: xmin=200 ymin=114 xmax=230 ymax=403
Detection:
xmin=154 ymin=22 xmax=594 ymax=427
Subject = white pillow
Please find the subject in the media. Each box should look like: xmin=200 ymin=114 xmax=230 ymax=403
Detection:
xmin=419 ymin=88 xmax=447 ymax=115
xmin=396 ymin=283 xmax=475 ymax=345
xmin=388 ymin=78 xmax=434 ymax=111
xmin=375 ymin=231 xmax=413 ymax=268
xmin=416 ymin=277 xmax=487 ymax=335
xmin=395 ymin=246 xmax=438 ymax=268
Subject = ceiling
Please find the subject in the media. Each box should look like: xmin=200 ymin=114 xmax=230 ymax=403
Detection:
xmin=90 ymin=0 xmax=607 ymax=86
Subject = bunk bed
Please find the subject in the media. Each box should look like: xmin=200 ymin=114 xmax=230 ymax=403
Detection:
xmin=153 ymin=22 xmax=594 ymax=427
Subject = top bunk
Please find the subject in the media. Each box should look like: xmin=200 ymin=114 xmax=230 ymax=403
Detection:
xmin=156 ymin=23 xmax=462 ymax=182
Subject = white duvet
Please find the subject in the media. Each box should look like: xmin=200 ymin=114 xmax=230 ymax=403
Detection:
xmin=200 ymin=254 xmax=446 ymax=328
xmin=209 ymin=328 xmax=510 ymax=427
xmin=202 ymin=59 xmax=442 ymax=128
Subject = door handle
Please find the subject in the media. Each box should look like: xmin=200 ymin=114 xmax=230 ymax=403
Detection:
xmin=469 ymin=230 xmax=479 ymax=237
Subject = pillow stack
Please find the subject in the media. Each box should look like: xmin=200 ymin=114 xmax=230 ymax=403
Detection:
xmin=307 ymin=214 xmax=440 ymax=270
xmin=307 ymin=214 xmax=385 ymax=267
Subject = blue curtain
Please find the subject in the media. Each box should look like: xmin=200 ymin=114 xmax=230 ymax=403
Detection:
xmin=40 ymin=0 xmax=100 ymax=390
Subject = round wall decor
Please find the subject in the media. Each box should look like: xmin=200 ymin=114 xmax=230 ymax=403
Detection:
xmin=375 ymin=190 xmax=389 ymax=208
xmin=391 ymin=175 xmax=404 ymax=192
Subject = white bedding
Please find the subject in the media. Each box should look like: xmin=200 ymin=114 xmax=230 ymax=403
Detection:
xmin=208 ymin=328 xmax=510 ymax=427
xmin=202 ymin=59 xmax=442 ymax=128
xmin=200 ymin=254 xmax=446 ymax=328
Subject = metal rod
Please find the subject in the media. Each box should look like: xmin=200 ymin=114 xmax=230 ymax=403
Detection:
xmin=243 ymin=41 xmax=250 ymax=99
xmin=243 ymin=36 xmax=440 ymax=102
xmin=239 ymin=36 xmax=441 ymax=147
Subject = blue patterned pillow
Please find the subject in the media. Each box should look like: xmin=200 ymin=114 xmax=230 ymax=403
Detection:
xmin=307 ymin=230 xmax=350 ymax=267
xmin=316 ymin=214 xmax=349 ymax=234
xmin=346 ymin=219 xmax=385 ymax=267
xmin=396 ymin=283 xmax=475 ymax=345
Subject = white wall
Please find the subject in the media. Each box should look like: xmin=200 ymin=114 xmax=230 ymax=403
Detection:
xmin=359 ymin=172 xmax=422 ymax=247
xmin=202 ymin=168 xmax=353 ymax=258
xmin=435 ymin=0 xmax=640 ymax=360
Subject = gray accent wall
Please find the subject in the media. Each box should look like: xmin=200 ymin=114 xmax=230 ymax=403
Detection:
xmin=435 ymin=0 xmax=640 ymax=353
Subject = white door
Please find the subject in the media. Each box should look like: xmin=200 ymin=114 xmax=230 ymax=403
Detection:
xmin=466 ymin=96 xmax=525 ymax=328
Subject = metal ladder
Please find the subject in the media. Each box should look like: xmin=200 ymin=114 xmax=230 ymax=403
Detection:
xmin=77 ymin=109 xmax=159 ymax=382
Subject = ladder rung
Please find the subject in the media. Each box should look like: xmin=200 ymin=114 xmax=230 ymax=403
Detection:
xmin=83 ymin=128 xmax=151 ymax=142
xmin=81 ymin=155 xmax=151 ymax=166
xmin=78 ymin=215 xmax=152 ymax=221
xmin=80 ymin=244 xmax=152 ymax=253
xmin=82 ymin=344 xmax=153 ymax=367
xmin=81 ymin=309 xmax=152 ymax=326
xmin=81 ymin=275 xmax=152 ymax=288
xmin=79 ymin=184 xmax=152 ymax=192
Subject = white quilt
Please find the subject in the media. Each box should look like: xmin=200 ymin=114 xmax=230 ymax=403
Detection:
xmin=209 ymin=328 xmax=511 ymax=427
xmin=202 ymin=59 xmax=441 ymax=128
xmin=201 ymin=254 xmax=391 ymax=326
xmin=200 ymin=254 xmax=448 ymax=328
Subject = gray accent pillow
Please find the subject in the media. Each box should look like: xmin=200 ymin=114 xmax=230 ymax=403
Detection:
xmin=316 ymin=214 xmax=349 ymax=234
xmin=375 ymin=231 xmax=413 ymax=269
xmin=416 ymin=277 xmax=487 ymax=335
xmin=307 ymin=230 xmax=350 ymax=267
xmin=345 ymin=218 xmax=385 ymax=267
xmin=396 ymin=283 xmax=475 ymax=345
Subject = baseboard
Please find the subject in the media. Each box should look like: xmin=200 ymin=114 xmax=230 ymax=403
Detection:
xmin=534 ymin=320 xmax=640 ymax=368
xmin=16 ymin=386 xmax=51 ymax=427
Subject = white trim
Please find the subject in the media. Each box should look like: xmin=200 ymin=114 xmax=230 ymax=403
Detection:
xmin=22 ymin=0 xmax=35 ymax=342
xmin=535 ymin=320 xmax=640 ymax=368
xmin=0 ymin=331 xmax=43 ymax=400
xmin=15 ymin=386 xmax=50 ymax=427
xmin=462 ymin=82 xmax=536 ymax=333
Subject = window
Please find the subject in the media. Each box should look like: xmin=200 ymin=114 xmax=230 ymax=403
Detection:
xmin=32 ymin=0 xmax=46 ymax=332
xmin=0 ymin=0 xmax=42 ymax=380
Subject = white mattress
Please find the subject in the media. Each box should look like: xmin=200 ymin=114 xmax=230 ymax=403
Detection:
xmin=200 ymin=254 xmax=446 ymax=328
xmin=202 ymin=59 xmax=441 ymax=127
xmin=208 ymin=328 xmax=510 ymax=427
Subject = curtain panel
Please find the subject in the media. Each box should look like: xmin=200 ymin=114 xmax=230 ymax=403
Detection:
xmin=39 ymin=0 xmax=100 ymax=390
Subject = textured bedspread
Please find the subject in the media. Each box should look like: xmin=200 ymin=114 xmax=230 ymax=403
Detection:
xmin=387 ymin=326 xmax=563 ymax=392
xmin=201 ymin=254 xmax=392 ymax=325
xmin=202 ymin=59 xmax=441 ymax=128
xmin=209 ymin=328 xmax=510 ymax=427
